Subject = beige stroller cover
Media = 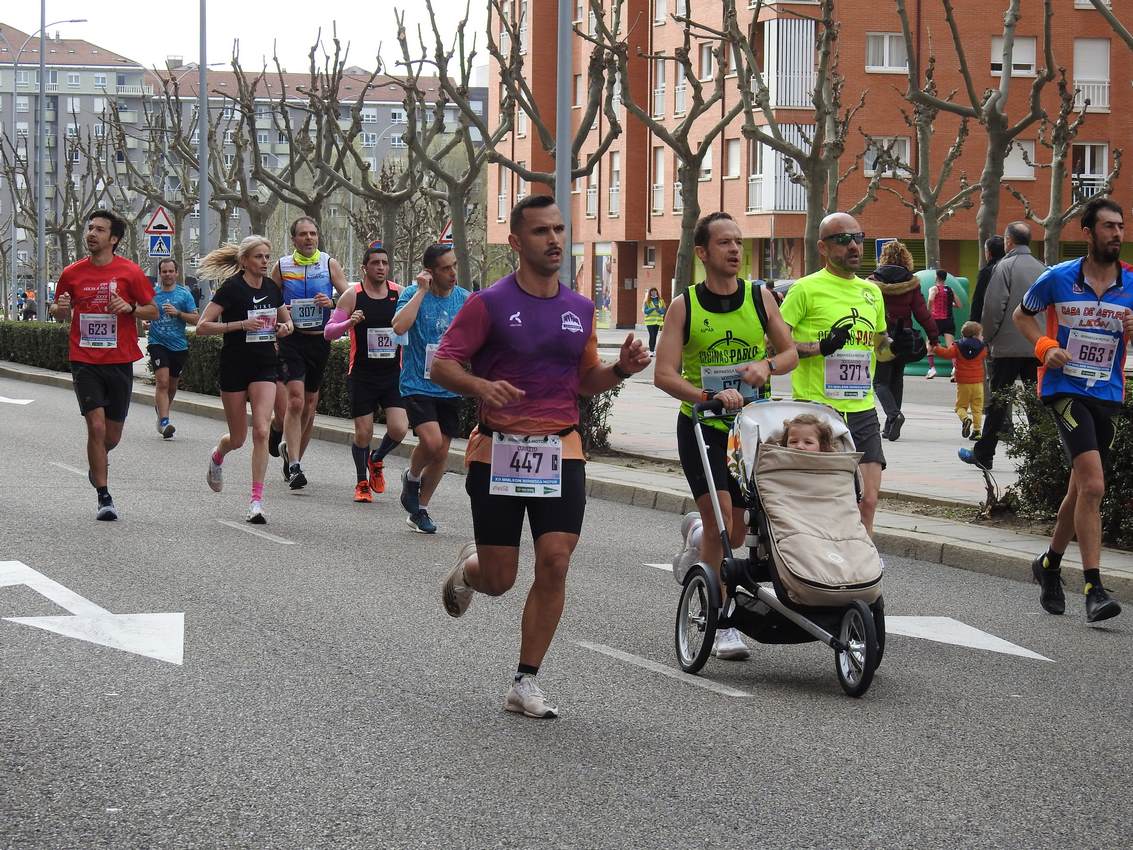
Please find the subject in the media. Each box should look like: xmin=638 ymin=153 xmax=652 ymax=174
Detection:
xmin=730 ymin=401 xmax=882 ymax=607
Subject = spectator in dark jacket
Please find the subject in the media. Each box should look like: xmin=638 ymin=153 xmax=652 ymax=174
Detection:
xmin=870 ymin=240 xmax=939 ymax=441
xmin=968 ymin=235 xmax=1005 ymax=332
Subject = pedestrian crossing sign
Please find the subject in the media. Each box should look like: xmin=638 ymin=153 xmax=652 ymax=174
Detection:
xmin=148 ymin=234 xmax=172 ymax=257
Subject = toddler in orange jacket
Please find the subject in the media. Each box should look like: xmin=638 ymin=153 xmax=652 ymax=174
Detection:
xmin=932 ymin=321 xmax=988 ymax=439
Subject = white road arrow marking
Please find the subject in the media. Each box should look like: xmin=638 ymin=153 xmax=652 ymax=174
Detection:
xmin=886 ymin=616 xmax=1051 ymax=662
xmin=50 ymin=462 xmax=86 ymax=476
xmin=217 ymin=519 xmax=295 ymax=545
xmin=643 ymin=562 xmax=672 ymax=572
xmin=0 ymin=395 xmax=33 ymax=405
xmin=0 ymin=560 xmax=184 ymax=665
xmin=575 ymin=641 xmax=754 ymax=697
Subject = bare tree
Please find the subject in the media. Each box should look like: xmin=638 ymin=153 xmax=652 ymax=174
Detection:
xmin=720 ymin=0 xmax=881 ymax=273
xmin=1003 ymin=70 xmax=1122 ymax=263
xmin=862 ymin=48 xmax=979 ymax=269
xmin=395 ymin=1 xmax=509 ymax=289
xmin=484 ymin=0 xmax=621 ymax=193
xmin=895 ymin=0 xmax=1055 ymax=251
xmin=590 ymin=1 xmax=743 ymax=291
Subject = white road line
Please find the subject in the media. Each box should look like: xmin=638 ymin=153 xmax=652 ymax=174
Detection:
xmin=575 ymin=641 xmax=753 ymax=698
xmin=643 ymin=562 xmax=672 ymax=572
xmin=50 ymin=462 xmax=86 ymax=477
xmin=0 ymin=395 xmax=34 ymax=405
xmin=886 ymin=616 xmax=1052 ymax=662
xmin=216 ymin=520 xmax=296 ymax=545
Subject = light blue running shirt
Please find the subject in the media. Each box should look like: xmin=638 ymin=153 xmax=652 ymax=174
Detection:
xmin=396 ymin=283 xmax=470 ymax=398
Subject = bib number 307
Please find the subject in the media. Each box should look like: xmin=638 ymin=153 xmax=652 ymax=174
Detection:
xmin=489 ymin=433 xmax=562 ymax=498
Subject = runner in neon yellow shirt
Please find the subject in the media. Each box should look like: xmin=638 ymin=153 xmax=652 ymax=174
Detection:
xmin=779 ymin=212 xmax=894 ymax=535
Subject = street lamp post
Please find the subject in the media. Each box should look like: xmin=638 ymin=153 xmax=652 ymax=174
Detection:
xmin=555 ymin=0 xmax=573 ymax=288
xmin=197 ymin=0 xmax=210 ymax=294
xmin=0 ymin=15 xmax=84 ymax=319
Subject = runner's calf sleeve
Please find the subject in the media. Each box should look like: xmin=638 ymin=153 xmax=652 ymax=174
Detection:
xmin=372 ymin=433 xmax=400 ymax=462
xmin=352 ymin=443 xmax=369 ymax=482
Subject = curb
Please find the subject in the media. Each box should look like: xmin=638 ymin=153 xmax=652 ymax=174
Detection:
xmin=4 ymin=361 xmax=1130 ymax=598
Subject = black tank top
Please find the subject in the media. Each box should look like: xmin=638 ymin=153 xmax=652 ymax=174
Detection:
xmin=350 ymin=282 xmax=401 ymax=376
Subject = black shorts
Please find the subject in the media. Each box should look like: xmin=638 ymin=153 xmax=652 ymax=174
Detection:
xmin=1047 ymin=395 xmax=1116 ymax=464
xmin=843 ymin=408 xmax=886 ymax=468
xmin=148 ymin=344 xmax=188 ymax=379
xmin=405 ymin=394 xmax=463 ymax=438
xmin=278 ymin=332 xmax=331 ymax=392
xmin=71 ymin=362 xmax=133 ymax=421
xmin=466 ymin=460 xmax=587 ymax=546
xmin=348 ymin=374 xmax=405 ymax=419
xmin=935 ymin=317 xmax=956 ymax=337
xmin=219 ymin=355 xmax=278 ymax=394
xmin=676 ymin=412 xmax=744 ymax=504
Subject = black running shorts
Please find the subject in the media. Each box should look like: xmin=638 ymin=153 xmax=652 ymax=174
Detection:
xmin=71 ymin=362 xmax=133 ymax=422
xmin=278 ymin=332 xmax=331 ymax=392
xmin=148 ymin=344 xmax=188 ymax=379
xmin=842 ymin=408 xmax=886 ymax=468
xmin=219 ymin=354 xmax=278 ymax=394
xmin=676 ymin=412 xmax=744 ymax=504
xmin=405 ymin=394 xmax=463 ymax=438
xmin=348 ymin=374 xmax=405 ymax=419
xmin=466 ymin=460 xmax=587 ymax=546
xmin=1047 ymin=394 xmax=1116 ymax=464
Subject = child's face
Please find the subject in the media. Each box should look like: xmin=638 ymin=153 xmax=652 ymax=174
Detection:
xmin=787 ymin=424 xmax=823 ymax=452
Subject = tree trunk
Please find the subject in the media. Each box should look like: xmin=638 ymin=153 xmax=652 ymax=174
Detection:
xmin=448 ymin=185 xmax=473 ymax=291
xmin=975 ymin=125 xmax=1010 ymax=252
xmin=216 ymin=209 xmax=230 ymax=247
xmin=922 ymin=208 xmax=942 ymax=269
xmin=803 ymin=177 xmax=826 ymax=274
xmin=672 ymin=166 xmax=702 ymax=293
xmin=1043 ymin=157 xmax=1068 ymax=264
xmin=172 ymin=209 xmax=187 ymax=276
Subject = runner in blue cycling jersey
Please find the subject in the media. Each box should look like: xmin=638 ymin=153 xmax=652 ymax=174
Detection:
xmin=1009 ymin=198 xmax=1133 ymax=623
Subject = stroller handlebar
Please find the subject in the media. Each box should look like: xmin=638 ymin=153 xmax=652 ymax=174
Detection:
xmin=693 ymin=398 xmax=726 ymax=416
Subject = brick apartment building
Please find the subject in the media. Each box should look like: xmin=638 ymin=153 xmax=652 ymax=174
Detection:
xmin=486 ymin=0 xmax=1130 ymax=328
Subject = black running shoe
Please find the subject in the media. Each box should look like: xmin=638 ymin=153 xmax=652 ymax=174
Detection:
xmin=280 ymin=442 xmax=291 ymax=482
xmin=288 ymin=465 xmax=307 ymax=490
xmin=881 ymin=418 xmax=892 ymax=439
xmin=268 ymin=428 xmax=283 ymax=458
xmin=96 ymin=494 xmax=118 ymax=521
xmin=1086 ymin=583 xmax=1121 ymax=623
xmin=887 ymin=412 xmax=905 ymax=441
xmin=1031 ymin=555 xmax=1065 ymax=615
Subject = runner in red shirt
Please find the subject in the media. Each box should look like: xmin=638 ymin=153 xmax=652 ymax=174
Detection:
xmin=50 ymin=209 xmax=157 ymax=521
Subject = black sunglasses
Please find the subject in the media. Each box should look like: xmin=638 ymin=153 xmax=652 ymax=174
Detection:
xmin=823 ymin=232 xmax=865 ymax=246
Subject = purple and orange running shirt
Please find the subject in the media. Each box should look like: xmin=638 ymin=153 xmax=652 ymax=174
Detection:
xmin=434 ymin=272 xmax=601 ymax=463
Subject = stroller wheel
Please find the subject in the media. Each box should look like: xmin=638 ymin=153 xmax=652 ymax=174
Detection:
xmin=835 ymin=601 xmax=879 ymax=697
xmin=675 ymin=565 xmax=720 ymax=674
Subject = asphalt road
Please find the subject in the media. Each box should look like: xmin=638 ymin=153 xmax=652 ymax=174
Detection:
xmin=1 ymin=376 xmax=1130 ymax=849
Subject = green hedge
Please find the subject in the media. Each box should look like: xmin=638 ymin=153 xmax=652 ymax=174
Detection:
xmin=1005 ymin=386 xmax=1133 ymax=548
xmin=0 ymin=320 xmax=71 ymax=372
xmin=170 ymin=332 xmax=624 ymax=451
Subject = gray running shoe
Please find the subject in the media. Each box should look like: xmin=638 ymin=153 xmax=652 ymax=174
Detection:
xmin=96 ymin=496 xmax=118 ymax=521
xmin=712 ymin=627 xmax=750 ymax=660
xmin=442 ymin=542 xmax=478 ymax=617
xmin=505 ymin=676 xmax=559 ymax=719
xmin=207 ymin=453 xmax=224 ymax=493
xmin=246 ymin=499 xmax=266 ymax=524
xmin=400 ymin=469 xmax=421 ymax=514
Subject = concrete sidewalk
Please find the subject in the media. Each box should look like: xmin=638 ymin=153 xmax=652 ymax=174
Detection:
xmin=5 ymin=357 xmax=1131 ymax=599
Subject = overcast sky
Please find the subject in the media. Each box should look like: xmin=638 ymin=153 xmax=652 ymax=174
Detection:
xmin=5 ymin=0 xmax=489 ymax=78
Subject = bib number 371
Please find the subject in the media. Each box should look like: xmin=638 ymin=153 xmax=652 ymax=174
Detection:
xmin=489 ymin=433 xmax=562 ymax=498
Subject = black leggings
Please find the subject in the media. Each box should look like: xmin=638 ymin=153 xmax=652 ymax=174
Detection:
xmin=647 ymin=324 xmax=660 ymax=351
xmin=873 ymin=357 xmax=907 ymax=421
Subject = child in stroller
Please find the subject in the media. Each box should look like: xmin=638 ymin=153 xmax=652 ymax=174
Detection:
xmin=673 ymin=399 xmax=886 ymax=696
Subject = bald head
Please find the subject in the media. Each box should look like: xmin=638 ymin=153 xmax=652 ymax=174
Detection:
xmin=819 ymin=212 xmax=861 ymax=240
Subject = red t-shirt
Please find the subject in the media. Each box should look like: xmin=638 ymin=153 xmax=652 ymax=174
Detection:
xmin=56 ymin=255 xmax=154 ymax=364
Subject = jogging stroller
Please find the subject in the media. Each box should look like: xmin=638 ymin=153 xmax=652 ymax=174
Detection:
xmin=673 ymin=399 xmax=886 ymax=696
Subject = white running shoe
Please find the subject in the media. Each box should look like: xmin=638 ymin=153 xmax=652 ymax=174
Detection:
xmin=504 ymin=676 xmax=559 ymax=719
xmin=672 ymin=512 xmax=703 ymax=584
xmin=925 ymin=367 xmax=937 ymax=379
xmin=246 ymin=500 xmax=266 ymax=524
xmin=442 ymin=542 xmax=478 ymax=617
xmin=207 ymin=453 xmax=223 ymax=492
xmin=712 ymin=627 xmax=750 ymax=660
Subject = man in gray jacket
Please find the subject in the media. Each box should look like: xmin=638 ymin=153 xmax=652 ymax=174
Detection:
xmin=959 ymin=221 xmax=1045 ymax=469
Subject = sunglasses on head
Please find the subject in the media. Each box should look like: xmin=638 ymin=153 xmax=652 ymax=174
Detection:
xmin=823 ymin=232 xmax=865 ymax=246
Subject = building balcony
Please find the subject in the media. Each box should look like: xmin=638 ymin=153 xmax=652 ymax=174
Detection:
xmin=673 ymin=182 xmax=683 ymax=213
xmin=45 ymin=82 xmax=59 ymax=93
xmin=1072 ymin=174 xmax=1108 ymax=203
xmin=585 ymin=186 xmax=598 ymax=217
xmin=746 ymin=175 xmax=762 ymax=212
xmin=115 ymin=84 xmax=154 ymax=96
xmin=652 ymin=85 xmax=666 ymax=118
xmin=608 ymin=185 xmax=620 ymax=216
xmin=651 ymin=183 xmax=663 ymax=214
xmin=497 ymin=192 xmax=508 ymax=221
xmin=1074 ymin=79 xmax=1110 ymax=112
